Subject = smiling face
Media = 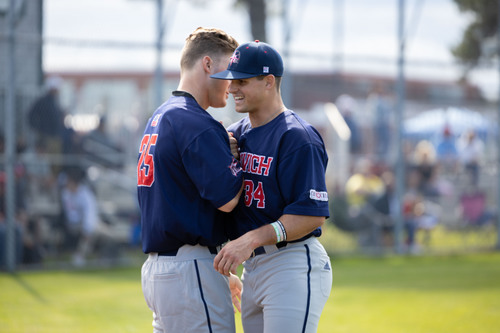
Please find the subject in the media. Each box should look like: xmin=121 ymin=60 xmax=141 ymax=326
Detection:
xmin=228 ymin=76 xmax=269 ymax=115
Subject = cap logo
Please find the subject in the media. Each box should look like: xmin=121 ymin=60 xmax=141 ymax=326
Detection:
xmin=229 ymin=50 xmax=240 ymax=65
xmin=263 ymin=66 xmax=269 ymax=73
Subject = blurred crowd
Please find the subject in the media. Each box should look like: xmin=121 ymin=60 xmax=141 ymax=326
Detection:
xmin=0 ymin=77 xmax=136 ymax=269
xmin=331 ymin=88 xmax=497 ymax=254
xmin=1 ymin=77 xmax=497 ymax=268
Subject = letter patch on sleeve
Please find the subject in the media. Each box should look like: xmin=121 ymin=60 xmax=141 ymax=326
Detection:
xmin=310 ymin=189 xmax=328 ymax=202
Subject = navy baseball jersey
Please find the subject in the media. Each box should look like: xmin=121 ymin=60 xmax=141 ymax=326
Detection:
xmin=226 ymin=110 xmax=329 ymax=240
xmin=137 ymin=91 xmax=243 ymax=254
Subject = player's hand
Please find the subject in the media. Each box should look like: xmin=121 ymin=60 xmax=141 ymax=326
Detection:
xmin=228 ymin=132 xmax=240 ymax=160
xmin=229 ymin=273 xmax=242 ymax=313
xmin=220 ymin=121 xmax=240 ymax=160
xmin=214 ymin=237 xmax=254 ymax=276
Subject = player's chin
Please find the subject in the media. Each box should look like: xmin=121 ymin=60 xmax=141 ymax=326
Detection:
xmin=234 ymin=105 xmax=247 ymax=114
xmin=212 ymin=99 xmax=228 ymax=109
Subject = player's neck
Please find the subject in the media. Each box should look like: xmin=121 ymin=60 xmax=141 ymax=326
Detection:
xmin=249 ymin=99 xmax=286 ymax=128
xmin=177 ymin=72 xmax=209 ymax=110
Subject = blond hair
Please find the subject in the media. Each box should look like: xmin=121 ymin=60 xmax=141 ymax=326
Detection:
xmin=413 ymin=140 xmax=436 ymax=164
xmin=180 ymin=27 xmax=238 ymax=70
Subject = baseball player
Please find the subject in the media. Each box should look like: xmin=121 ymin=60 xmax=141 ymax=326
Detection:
xmin=211 ymin=41 xmax=333 ymax=333
xmin=137 ymin=27 xmax=244 ymax=333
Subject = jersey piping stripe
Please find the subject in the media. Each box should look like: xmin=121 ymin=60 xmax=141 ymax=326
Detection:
xmin=194 ymin=259 xmax=213 ymax=333
xmin=301 ymin=244 xmax=312 ymax=333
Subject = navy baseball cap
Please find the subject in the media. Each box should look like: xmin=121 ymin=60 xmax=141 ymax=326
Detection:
xmin=211 ymin=40 xmax=284 ymax=80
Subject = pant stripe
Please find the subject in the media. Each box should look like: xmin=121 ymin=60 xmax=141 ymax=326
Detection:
xmin=194 ymin=259 xmax=213 ymax=333
xmin=301 ymin=244 xmax=312 ymax=333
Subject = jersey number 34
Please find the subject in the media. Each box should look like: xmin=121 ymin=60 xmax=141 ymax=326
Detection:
xmin=244 ymin=179 xmax=265 ymax=208
xmin=137 ymin=134 xmax=158 ymax=187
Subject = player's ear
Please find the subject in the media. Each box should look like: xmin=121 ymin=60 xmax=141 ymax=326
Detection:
xmin=202 ymin=56 xmax=212 ymax=74
xmin=264 ymin=75 xmax=275 ymax=89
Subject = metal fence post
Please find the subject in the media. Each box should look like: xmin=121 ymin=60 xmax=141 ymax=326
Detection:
xmin=4 ymin=0 xmax=17 ymax=272
xmin=154 ymin=0 xmax=164 ymax=108
xmin=394 ymin=0 xmax=406 ymax=254
xmin=496 ymin=0 xmax=500 ymax=250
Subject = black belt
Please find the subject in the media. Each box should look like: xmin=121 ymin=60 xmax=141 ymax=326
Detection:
xmin=251 ymin=235 xmax=316 ymax=257
xmin=252 ymin=241 xmax=288 ymax=257
xmin=158 ymin=246 xmax=218 ymax=256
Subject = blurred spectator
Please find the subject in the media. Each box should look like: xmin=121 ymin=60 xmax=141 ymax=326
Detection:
xmin=61 ymin=111 xmax=80 ymax=156
xmin=60 ymin=167 xmax=100 ymax=266
xmin=402 ymin=169 xmax=423 ymax=254
xmin=0 ymin=174 xmax=24 ymax=268
xmin=345 ymin=158 xmax=384 ymax=210
xmin=371 ymin=171 xmax=397 ymax=247
xmin=459 ymin=179 xmax=495 ymax=228
xmin=16 ymin=210 xmax=45 ymax=265
xmin=414 ymin=199 xmax=440 ymax=248
xmin=402 ymin=168 xmax=440 ymax=254
xmin=21 ymin=139 xmax=57 ymax=200
xmin=344 ymin=158 xmax=385 ymax=248
xmin=28 ymin=76 xmax=66 ymax=161
xmin=329 ymin=186 xmax=353 ymax=231
xmin=435 ymin=126 xmax=459 ymax=173
xmin=0 ymin=136 xmax=44 ymax=267
xmin=366 ymin=82 xmax=393 ymax=160
xmin=409 ymin=140 xmax=439 ymax=198
xmin=457 ymin=129 xmax=484 ymax=186
xmin=80 ymin=116 xmax=124 ymax=169
xmin=336 ymin=94 xmax=362 ymax=155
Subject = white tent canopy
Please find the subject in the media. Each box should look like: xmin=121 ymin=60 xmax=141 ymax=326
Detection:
xmin=404 ymin=107 xmax=496 ymax=140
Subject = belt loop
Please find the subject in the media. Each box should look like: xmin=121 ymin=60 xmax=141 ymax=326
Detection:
xmin=149 ymin=252 xmax=159 ymax=261
xmin=263 ymin=244 xmax=279 ymax=255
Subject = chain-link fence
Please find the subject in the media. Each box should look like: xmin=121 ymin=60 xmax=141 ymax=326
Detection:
xmin=2 ymin=75 xmax=498 ymax=271
xmin=1 ymin=85 xmax=140 ymax=269
xmin=1 ymin=2 xmax=499 ymax=271
xmin=307 ymin=97 xmax=500 ymax=257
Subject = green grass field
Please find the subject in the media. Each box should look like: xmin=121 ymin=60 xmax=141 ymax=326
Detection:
xmin=1 ymin=252 xmax=500 ymax=332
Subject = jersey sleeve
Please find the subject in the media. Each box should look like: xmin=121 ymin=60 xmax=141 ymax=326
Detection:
xmin=278 ymin=142 xmax=330 ymax=218
xmin=182 ymin=127 xmax=243 ymax=208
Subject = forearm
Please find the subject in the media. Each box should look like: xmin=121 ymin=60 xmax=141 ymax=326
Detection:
xmin=276 ymin=214 xmax=325 ymax=242
xmin=240 ymin=214 xmax=325 ymax=248
xmin=213 ymin=214 xmax=326 ymax=276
